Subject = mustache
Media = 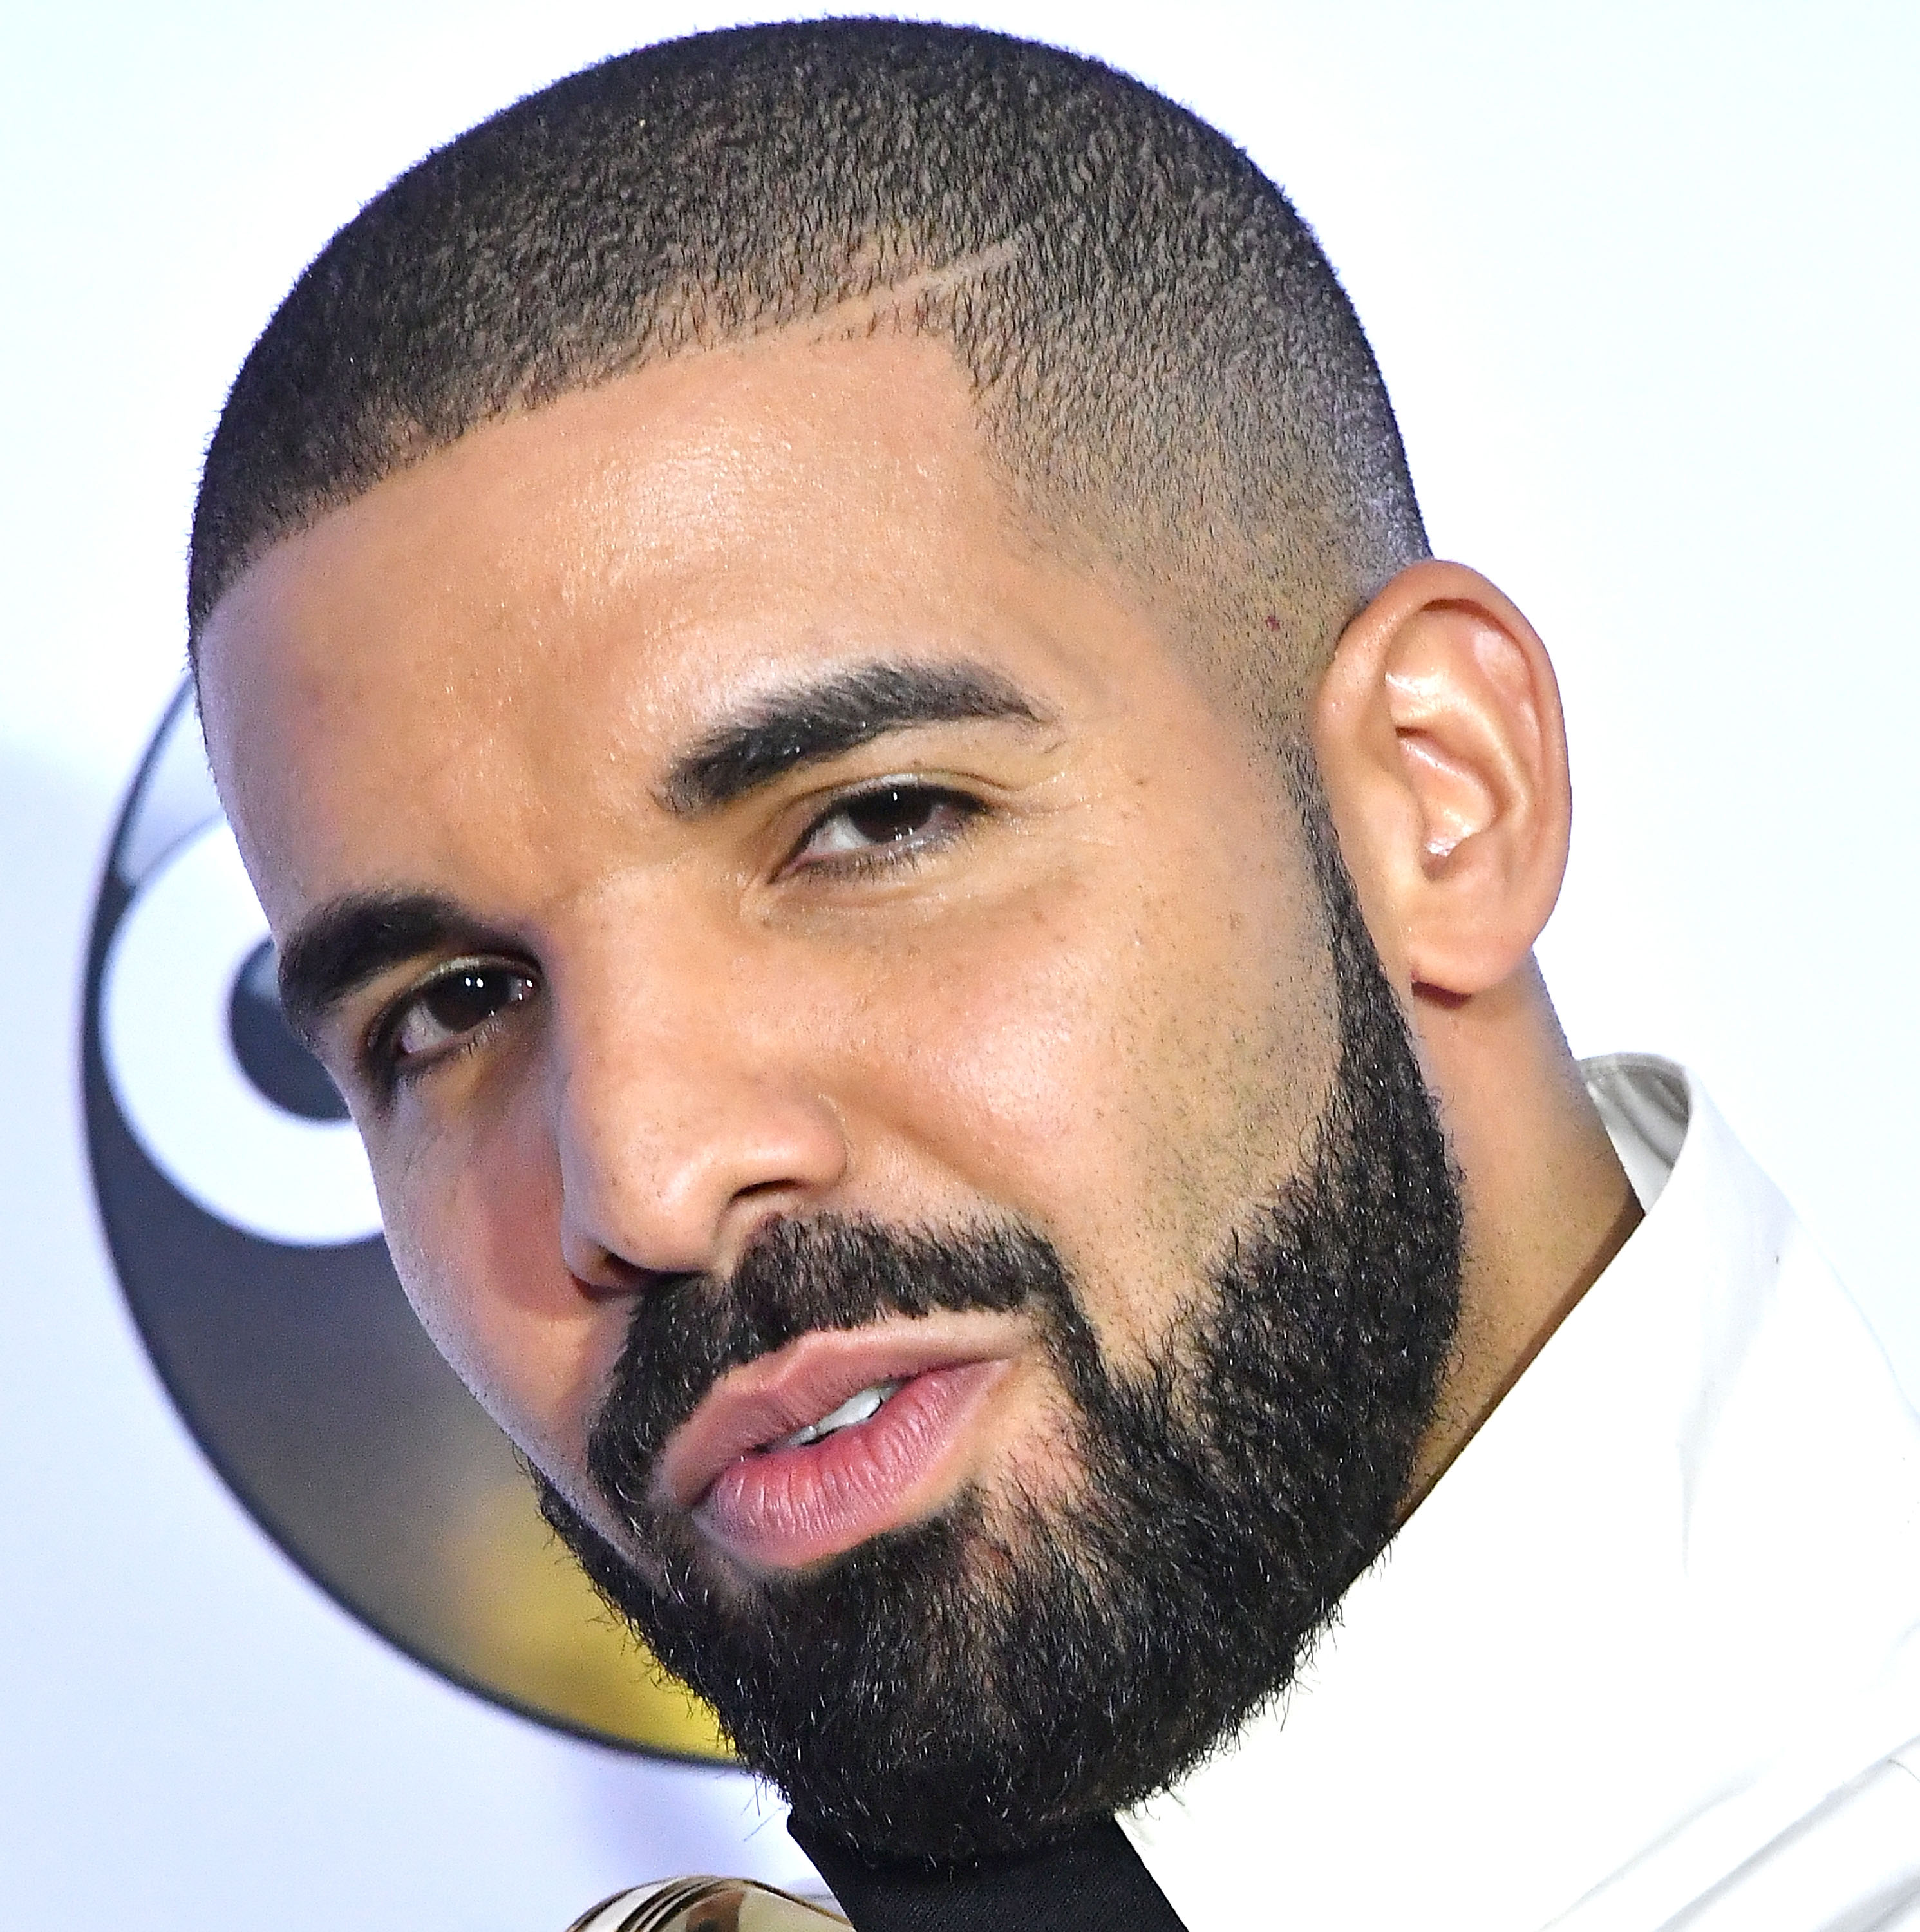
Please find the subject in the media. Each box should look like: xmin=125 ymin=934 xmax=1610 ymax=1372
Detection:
xmin=585 ymin=1214 xmax=1075 ymax=1526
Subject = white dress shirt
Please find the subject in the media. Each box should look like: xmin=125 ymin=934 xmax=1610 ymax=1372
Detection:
xmin=1124 ymin=1055 xmax=1920 ymax=1929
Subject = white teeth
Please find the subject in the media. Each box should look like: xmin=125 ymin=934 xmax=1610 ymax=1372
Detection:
xmin=775 ymin=1379 xmax=903 ymax=1452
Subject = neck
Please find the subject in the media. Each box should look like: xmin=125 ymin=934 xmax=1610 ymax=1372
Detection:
xmin=1404 ymin=956 xmax=1640 ymax=1508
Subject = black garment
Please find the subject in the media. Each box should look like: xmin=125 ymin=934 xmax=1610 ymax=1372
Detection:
xmin=787 ymin=1814 xmax=1190 ymax=1932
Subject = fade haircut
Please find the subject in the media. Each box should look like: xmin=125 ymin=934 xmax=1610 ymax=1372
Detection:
xmin=189 ymin=18 xmax=1427 ymax=722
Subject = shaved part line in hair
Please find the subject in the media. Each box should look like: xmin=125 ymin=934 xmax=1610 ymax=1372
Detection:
xmin=191 ymin=21 xmax=1429 ymax=728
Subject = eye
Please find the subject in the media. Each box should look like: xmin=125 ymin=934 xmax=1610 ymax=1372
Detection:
xmin=789 ymin=782 xmax=981 ymax=871
xmin=386 ymin=961 xmax=538 ymax=1069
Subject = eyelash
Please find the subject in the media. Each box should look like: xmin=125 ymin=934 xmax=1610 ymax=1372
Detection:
xmin=782 ymin=779 xmax=986 ymax=879
xmin=364 ymin=957 xmax=538 ymax=1097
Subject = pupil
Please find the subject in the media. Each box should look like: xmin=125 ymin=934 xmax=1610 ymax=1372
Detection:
xmin=847 ymin=788 xmax=933 ymax=844
xmin=425 ymin=969 xmax=511 ymax=1032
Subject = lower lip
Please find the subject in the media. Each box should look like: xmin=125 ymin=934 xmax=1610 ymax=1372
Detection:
xmin=694 ymin=1360 xmax=1004 ymax=1571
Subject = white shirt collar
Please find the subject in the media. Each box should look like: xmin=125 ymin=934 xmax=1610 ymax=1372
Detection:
xmin=1124 ymin=1056 xmax=1920 ymax=1930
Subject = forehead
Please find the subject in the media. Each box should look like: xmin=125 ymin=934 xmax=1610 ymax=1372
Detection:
xmin=196 ymin=330 xmax=1216 ymax=929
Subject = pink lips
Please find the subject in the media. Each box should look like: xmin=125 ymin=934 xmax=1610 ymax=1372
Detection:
xmin=657 ymin=1323 xmax=1019 ymax=1571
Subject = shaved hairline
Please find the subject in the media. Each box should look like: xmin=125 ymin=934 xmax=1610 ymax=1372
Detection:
xmin=190 ymin=23 xmax=1428 ymax=746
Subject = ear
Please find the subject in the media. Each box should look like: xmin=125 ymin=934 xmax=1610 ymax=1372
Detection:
xmin=1310 ymin=561 xmax=1570 ymax=997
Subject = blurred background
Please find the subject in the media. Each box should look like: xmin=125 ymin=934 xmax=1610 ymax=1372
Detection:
xmin=3 ymin=3 xmax=1915 ymax=1927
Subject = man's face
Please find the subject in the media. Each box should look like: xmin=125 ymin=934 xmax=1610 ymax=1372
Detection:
xmin=199 ymin=332 xmax=1456 ymax=1852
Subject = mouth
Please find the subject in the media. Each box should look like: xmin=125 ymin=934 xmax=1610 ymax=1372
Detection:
xmin=655 ymin=1320 xmax=1024 ymax=1572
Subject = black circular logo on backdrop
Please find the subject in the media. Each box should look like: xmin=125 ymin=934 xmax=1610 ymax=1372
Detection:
xmin=82 ymin=682 xmax=728 ymax=1762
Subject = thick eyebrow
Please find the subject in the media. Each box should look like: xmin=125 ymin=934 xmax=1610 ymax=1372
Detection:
xmin=274 ymin=661 xmax=1044 ymax=1041
xmin=661 ymin=659 xmax=1049 ymax=815
xmin=275 ymin=890 xmax=510 ymax=1047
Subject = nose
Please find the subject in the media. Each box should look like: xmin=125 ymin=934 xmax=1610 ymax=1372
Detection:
xmin=551 ymin=948 xmax=851 ymax=1291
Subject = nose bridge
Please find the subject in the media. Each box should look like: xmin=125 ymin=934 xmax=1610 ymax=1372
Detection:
xmin=547 ymin=897 xmax=847 ymax=1278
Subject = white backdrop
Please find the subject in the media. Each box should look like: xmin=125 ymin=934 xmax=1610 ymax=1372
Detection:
xmin=3 ymin=4 xmax=1915 ymax=1926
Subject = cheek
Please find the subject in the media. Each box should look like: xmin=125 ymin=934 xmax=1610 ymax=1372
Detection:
xmin=844 ymin=859 xmax=1338 ymax=1345
xmin=366 ymin=1096 xmax=603 ymax=1477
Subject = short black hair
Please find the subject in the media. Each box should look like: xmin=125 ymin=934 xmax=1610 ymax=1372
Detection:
xmin=190 ymin=19 xmax=1426 ymax=708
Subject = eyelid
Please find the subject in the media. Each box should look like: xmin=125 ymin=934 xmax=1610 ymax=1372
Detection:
xmin=359 ymin=952 xmax=539 ymax=1087
xmin=784 ymin=766 xmax=970 ymax=815
xmin=758 ymin=734 xmax=1046 ymax=856
xmin=778 ymin=775 xmax=985 ymax=878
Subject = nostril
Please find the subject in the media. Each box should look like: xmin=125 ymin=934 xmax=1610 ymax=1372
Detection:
xmin=636 ymin=1267 xmax=702 ymax=1297
xmin=574 ymin=1251 xmax=703 ymax=1300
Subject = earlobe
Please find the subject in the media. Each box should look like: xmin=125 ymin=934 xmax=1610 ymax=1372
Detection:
xmin=1311 ymin=562 xmax=1571 ymax=998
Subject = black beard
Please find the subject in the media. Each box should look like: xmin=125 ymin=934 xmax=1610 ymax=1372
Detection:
xmin=535 ymin=787 xmax=1462 ymax=1862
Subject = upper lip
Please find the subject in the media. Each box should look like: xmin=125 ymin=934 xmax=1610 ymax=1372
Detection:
xmin=657 ymin=1315 xmax=1027 ymax=1511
